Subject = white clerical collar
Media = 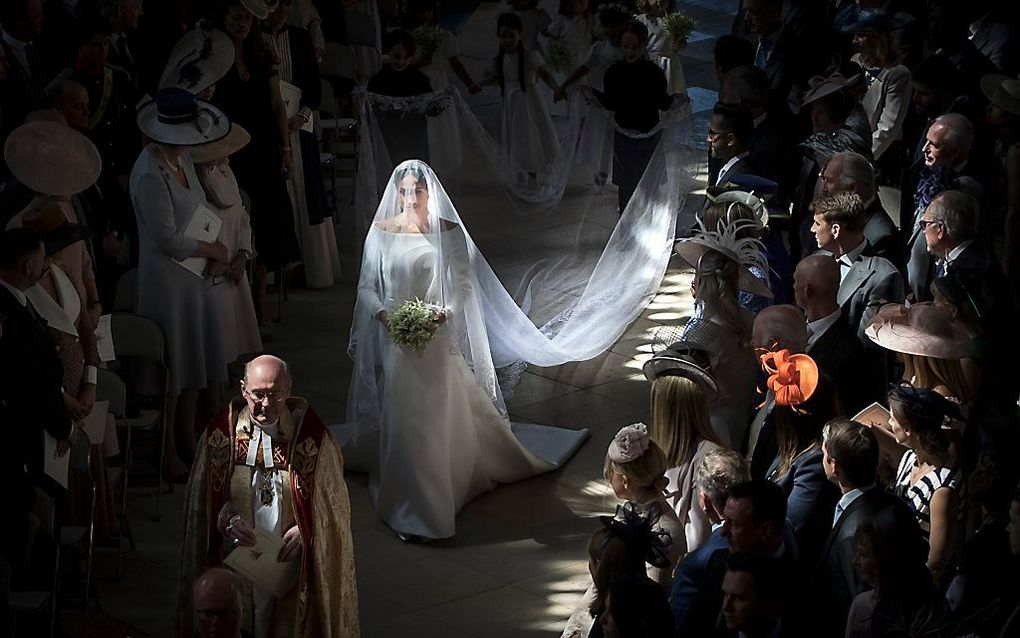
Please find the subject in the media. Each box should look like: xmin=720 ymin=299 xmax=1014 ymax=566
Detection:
xmin=2 ymin=31 xmax=29 ymax=51
xmin=246 ymin=418 xmax=280 ymax=468
xmin=718 ymin=152 xmax=750 ymax=184
xmin=0 ymin=278 xmax=28 ymax=306
xmin=807 ymin=308 xmax=841 ymax=347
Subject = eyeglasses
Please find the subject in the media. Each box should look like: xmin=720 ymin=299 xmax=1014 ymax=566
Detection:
xmin=707 ymin=128 xmax=731 ymax=139
xmin=918 ymin=219 xmax=943 ymax=230
xmin=242 ymin=386 xmax=283 ymax=404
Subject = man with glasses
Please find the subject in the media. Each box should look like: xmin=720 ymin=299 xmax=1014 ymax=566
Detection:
xmin=193 ymin=568 xmax=245 ymax=638
xmin=708 ymin=101 xmax=756 ymax=188
xmin=179 ymin=355 xmax=360 ymax=637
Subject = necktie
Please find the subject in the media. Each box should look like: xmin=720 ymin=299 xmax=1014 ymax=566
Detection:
xmin=832 ymin=502 xmax=845 ymax=528
xmin=937 ymin=260 xmax=948 ymax=278
xmin=755 ymin=38 xmax=773 ymax=69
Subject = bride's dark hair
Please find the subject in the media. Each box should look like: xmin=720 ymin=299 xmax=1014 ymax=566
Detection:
xmin=396 ymin=165 xmax=429 ymax=187
xmin=495 ymin=13 xmax=527 ymax=96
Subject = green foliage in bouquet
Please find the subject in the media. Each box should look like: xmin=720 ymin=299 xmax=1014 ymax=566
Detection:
xmin=388 ymin=299 xmax=442 ymax=353
xmin=660 ymin=11 xmax=695 ymax=44
xmin=413 ymin=25 xmax=443 ymax=58
xmin=545 ymin=43 xmax=572 ymax=72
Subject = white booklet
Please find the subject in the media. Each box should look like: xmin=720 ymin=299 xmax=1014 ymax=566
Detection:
xmin=224 ymin=528 xmax=300 ymax=598
xmin=43 ymin=431 xmax=70 ymax=489
xmin=853 ymin=402 xmax=892 ymax=431
xmin=280 ymin=80 xmax=314 ymax=133
xmin=173 ymin=204 xmax=223 ymax=278
xmin=96 ymin=314 xmax=115 ymax=362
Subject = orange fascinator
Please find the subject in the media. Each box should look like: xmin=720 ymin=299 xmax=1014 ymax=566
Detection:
xmin=760 ymin=349 xmax=819 ymax=409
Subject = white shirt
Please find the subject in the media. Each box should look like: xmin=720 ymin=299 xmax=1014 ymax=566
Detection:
xmin=941 ymin=239 xmax=974 ymax=274
xmin=806 ymin=309 xmax=841 ymax=349
xmin=716 ymin=152 xmax=750 ymax=186
xmin=833 ymin=484 xmax=874 ymax=527
xmin=1 ymin=31 xmax=31 ymax=75
xmin=247 ymin=418 xmax=283 ymax=535
xmin=837 ymin=240 xmax=867 ymax=284
xmin=0 ymin=278 xmax=28 ymax=307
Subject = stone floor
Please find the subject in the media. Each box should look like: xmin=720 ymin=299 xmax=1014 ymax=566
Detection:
xmin=90 ymin=0 xmax=737 ymax=635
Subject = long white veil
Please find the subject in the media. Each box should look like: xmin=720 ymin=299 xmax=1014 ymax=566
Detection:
xmin=349 ymin=143 xmax=696 ymax=431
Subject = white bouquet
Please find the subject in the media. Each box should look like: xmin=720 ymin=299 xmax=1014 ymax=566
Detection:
xmin=413 ymin=25 xmax=443 ymax=59
xmin=388 ymin=299 xmax=445 ymax=353
xmin=660 ymin=11 xmax=695 ymax=46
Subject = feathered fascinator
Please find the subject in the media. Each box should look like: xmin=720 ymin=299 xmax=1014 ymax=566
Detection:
xmin=598 ymin=502 xmax=673 ymax=569
xmin=675 ymin=216 xmax=773 ymax=298
xmin=608 ymin=423 xmax=651 ymax=463
xmin=760 ymin=348 xmax=819 ymax=410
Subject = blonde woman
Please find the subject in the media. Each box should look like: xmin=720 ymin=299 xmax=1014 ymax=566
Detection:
xmin=642 ymin=344 xmax=723 ymax=554
xmin=604 ymin=423 xmax=685 ymax=588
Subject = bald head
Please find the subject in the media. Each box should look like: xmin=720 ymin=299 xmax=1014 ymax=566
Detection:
xmin=752 ymin=305 xmax=807 ymax=353
xmin=242 ymin=355 xmax=292 ymax=426
xmin=194 ymin=568 xmax=243 ymax=637
xmin=793 ymin=255 xmax=841 ymax=321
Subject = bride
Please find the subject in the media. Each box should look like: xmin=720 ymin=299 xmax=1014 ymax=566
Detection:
xmin=347 ymin=160 xmax=588 ymax=540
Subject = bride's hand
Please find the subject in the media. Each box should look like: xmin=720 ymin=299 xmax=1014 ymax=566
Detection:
xmin=433 ymin=310 xmax=446 ymax=325
xmin=376 ymin=310 xmax=389 ymax=328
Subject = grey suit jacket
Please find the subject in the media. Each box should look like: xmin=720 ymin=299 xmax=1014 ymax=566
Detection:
xmin=837 ymin=253 xmax=906 ymax=345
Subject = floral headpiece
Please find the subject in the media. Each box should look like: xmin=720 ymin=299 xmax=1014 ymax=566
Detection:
xmin=598 ymin=502 xmax=673 ymax=569
xmin=597 ymin=2 xmax=632 ymax=21
xmin=760 ymin=348 xmax=819 ymax=410
xmin=608 ymin=423 xmax=650 ymax=463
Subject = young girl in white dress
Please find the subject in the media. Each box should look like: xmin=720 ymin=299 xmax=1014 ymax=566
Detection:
xmin=484 ymin=13 xmax=562 ymax=178
xmin=512 ymin=0 xmax=552 ymax=52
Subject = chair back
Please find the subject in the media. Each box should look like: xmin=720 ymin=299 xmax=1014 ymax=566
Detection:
xmin=113 ymin=268 xmax=138 ymax=312
xmin=96 ymin=368 xmax=127 ymax=418
xmin=110 ymin=313 xmax=165 ymax=362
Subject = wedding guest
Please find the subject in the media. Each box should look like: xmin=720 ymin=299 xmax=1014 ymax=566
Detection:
xmin=511 ymin=0 xmax=551 ymax=53
xmin=764 ymin=355 xmax=842 ymax=566
xmin=22 ymin=201 xmax=119 ymax=540
xmin=642 ymin=343 xmax=723 ymax=553
xmin=102 ymin=0 xmax=146 ymax=100
xmin=42 ymin=79 xmax=91 ymax=131
xmin=676 ymin=236 xmax=765 ymax=449
xmin=746 ymin=305 xmax=807 ymax=477
xmin=189 ymin=125 xmax=263 ymax=364
xmin=594 ymin=19 xmax=671 ymax=214
xmin=846 ymin=12 xmax=912 ymax=177
xmin=707 ymin=102 xmax=756 ymax=187
xmin=129 ymin=88 xmax=232 ymax=478
xmin=701 ymin=195 xmax=776 ymax=312
xmin=846 ymin=518 xmax=944 ymax=637
xmin=0 ymin=0 xmax=49 ymax=146
xmin=712 ymin=35 xmax=753 ymax=86
xmin=669 ymin=449 xmax=750 ymax=633
xmin=210 ymin=0 xmax=301 ymax=328
xmin=260 ymin=0 xmax=341 ymax=291
xmin=601 ymin=573 xmax=674 ymax=638
xmin=0 ymin=228 xmax=71 ymax=578
xmin=889 ymin=385 xmax=962 ymax=586
xmin=720 ymin=553 xmax=785 ymax=638
xmin=817 ymin=151 xmax=898 ymax=261
xmin=744 ymin=0 xmax=813 ymax=112
xmin=928 ymin=2 xmax=998 ymax=103
xmin=984 ymin=74 xmax=1020 ymax=281
xmin=193 ymin=568 xmax=244 ymax=638
xmin=604 ymin=423 xmax=685 ymax=588
xmin=794 ymin=254 xmax=872 ymax=413
xmin=809 ymin=190 xmax=905 ymax=344
xmin=812 ymin=418 xmax=924 ymax=637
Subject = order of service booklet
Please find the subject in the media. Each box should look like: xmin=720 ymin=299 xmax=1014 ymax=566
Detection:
xmin=224 ymin=528 xmax=300 ymax=598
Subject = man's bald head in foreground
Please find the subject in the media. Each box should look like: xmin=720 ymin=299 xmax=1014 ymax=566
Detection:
xmin=752 ymin=305 xmax=808 ymax=353
xmin=194 ymin=568 xmax=243 ymax=638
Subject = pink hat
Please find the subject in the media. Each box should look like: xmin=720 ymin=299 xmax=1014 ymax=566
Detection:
xmin=865 ymin=302 xmax=974 ymax=359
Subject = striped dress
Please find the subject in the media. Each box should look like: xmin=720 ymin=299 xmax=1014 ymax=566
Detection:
xmin=894 ymin=450 xmax=960 ymax=539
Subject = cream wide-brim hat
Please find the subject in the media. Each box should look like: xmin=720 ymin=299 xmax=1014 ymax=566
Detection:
xmin=241 ymin=0 xmax=270 ymax=19
xmin=865 ymin=302 xmax=974 ymax=360
xmin=802 ymin=71 xmax=861 ymax=107
xmin=159 ymin=27 xmax=234 ymax=94
xmin=981 ymin=74 xmax=1020 ymax=117
xmin=187 ymin=124 xmax=251 ymax=164
xmin=3 ymin=122 xmax=102 ymax=197
xmin=641 ymin=341 xmax=719 ymax=399
xmin=136 ymin=89 xmax=231 ymax=147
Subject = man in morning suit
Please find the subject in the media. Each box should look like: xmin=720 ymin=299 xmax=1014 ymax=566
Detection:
xmin=708 ymin=102 xmax=757 ymax=188
xmin=810 ymin=191 xmax=905 ymax=346
xmin=0 ymin=229 xmax=72 ymax=579
xmin=812 ymin=419 xmax=924 ymax=637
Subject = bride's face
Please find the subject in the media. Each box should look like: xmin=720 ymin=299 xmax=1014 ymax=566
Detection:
xmin=398 ymin=175 xmax=430 ymax=221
